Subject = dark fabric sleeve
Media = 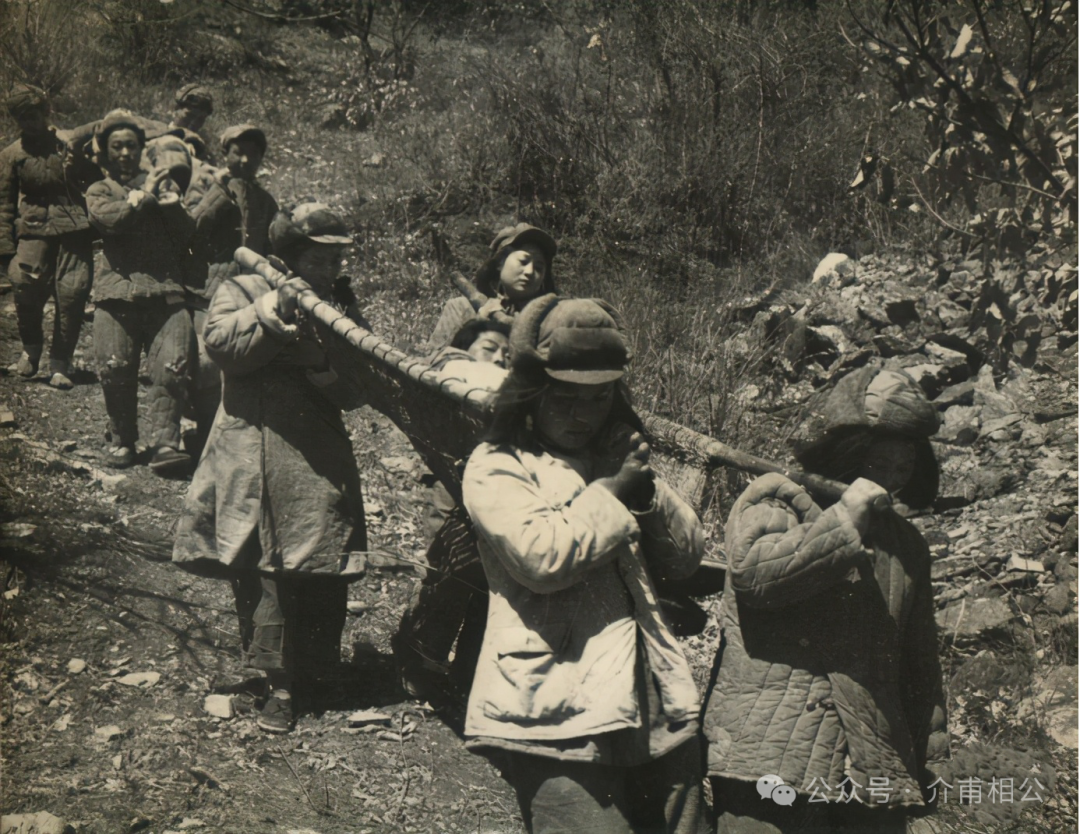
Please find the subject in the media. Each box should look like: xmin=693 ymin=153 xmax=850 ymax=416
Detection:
xmin=726 ymin=473 xmax=866 ymax=609
xmin=86 ymin=180 xmax=140 ymax=236
xmin=635 ymin=480 xmax=704 ymax=582
xmin=428 ymin=297 xmax=475 ymax=351
xmin=191 ymin=180 xmax=241 ymax=265
xmin=900 ymin=543 xmax=950 ymax=780
xmin=183 ymin=167 xmax=216 ymax=214
xmin=57 ymin=124 xmax=102 ymax=193
xmin=156 ymin=194 xmax=195 ymax=245
xmin=307 ymin=366 xmax=366 ymax=412
xmin=0 ymin=144 xmax=19 ymax=257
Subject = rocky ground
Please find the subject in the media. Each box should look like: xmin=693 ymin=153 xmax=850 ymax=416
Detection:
xmin=0 ymin=302 xmax=522 ymax=833
xmin=0 ymin=246 xmax=1077 ymax=834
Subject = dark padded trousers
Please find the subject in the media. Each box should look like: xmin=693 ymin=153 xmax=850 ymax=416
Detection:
xmin=503 ymin=738 xmax=704 ymax=834
xmin=232 ymin=573 xmax=348 ymax=679
xmin=9 ymin=231 xmax=94 ymax=363
xmin=393 ymin=505 xmax=487 ymax=684
xmin=93 ymin=298 xmax=194 ymax=449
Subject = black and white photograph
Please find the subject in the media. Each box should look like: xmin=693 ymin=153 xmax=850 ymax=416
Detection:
xmin=0 ymin=1 xmax=1076 ymax=832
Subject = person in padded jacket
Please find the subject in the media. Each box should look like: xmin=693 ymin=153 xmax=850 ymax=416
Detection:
xmin=183 ymin=124 xmax=278 ymax=456
xmin=427 ymin=223 xmax=557 ymax=352
xmin=703 ymin=365 xmax=950 ymax=834
xmin=173 ymin=203 xmax=368 ymax=735
xmin=0 ymin=84 xmax=99 ymax=389
xmin=85 ymin=110 xmax=195 ymax=474
xmin=461 ymin=295 xmax=706 ymax=834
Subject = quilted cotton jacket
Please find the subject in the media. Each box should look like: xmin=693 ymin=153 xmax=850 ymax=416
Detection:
xmin=0 ymin=126 xmax=100 ymax=255
xmin=462 ymin=442 xmax=703 ymax=751
xmin=187 ymin=175 xmax=278 ymax=299
xmin=86 ymin=172 xmax=194 ymax=303
xmin=172 ymin=273 xmax=367 ymax=575
xmin=428 ymin=296 xmax=477 ymax=352
xmin=702 ymin=473 xmax=949 ymax=808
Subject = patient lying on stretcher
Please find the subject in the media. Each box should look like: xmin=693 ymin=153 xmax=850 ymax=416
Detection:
xmin=428 ymin=317 xmax=509 ymax=392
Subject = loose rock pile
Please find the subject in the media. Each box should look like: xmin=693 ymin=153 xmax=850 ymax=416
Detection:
xmin=736 ymin=247 xmax=1078 ymax=829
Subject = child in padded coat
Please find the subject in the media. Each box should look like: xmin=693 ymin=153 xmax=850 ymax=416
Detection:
xmin=461 ymin=294 xmax=706 ymax=834
xmin=173 ymin=203 xmax=368 ymax=734
xmin=702 ymin=365 xmax=950 ymax=834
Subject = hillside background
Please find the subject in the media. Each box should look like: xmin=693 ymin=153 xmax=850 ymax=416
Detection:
xmin=0 ymin=2 xmax=1076 ymax=833
xmin=1 ymin=0 xmax=1074 ymax=448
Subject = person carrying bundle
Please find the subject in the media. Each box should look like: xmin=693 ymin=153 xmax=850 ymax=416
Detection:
xmin=702 ymin=365 xmax=950 ymax=833
xmin=460 ymin=294 xmax=706 ymax=833
xmin=85 ymin=110 xmax=195 ymax=473
xmin=166 ymin=83 xmax=215 ymax=164
xmin=172 ymin=203 xmax=368 ymax=734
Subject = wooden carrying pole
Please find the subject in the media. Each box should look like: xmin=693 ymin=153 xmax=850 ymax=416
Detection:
xmin=234 ymin=247 xmax=852 ymax=507
xmin=642 ymin=412 xmax=847 ymax=504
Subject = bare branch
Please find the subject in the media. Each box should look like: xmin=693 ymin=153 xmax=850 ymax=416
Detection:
xmin=218 ymin=0 xmax=342 ymax=24
xmin=970 ymin=0 xmax=998 ymax=63
xmin=910 ymin=180 xmax=980 ymax=237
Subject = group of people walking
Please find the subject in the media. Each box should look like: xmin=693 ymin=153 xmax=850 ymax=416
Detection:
xmin=4 ymin=80 xmax=951 ymax=833
xmin=2 ymin=82 xmax=276 ymax=472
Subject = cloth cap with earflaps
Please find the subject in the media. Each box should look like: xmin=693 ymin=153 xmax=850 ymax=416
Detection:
xmin=92 ymin=109 xmax=146 ymax=159
xmin=509 ymin=294 xmax=629 ymax=384
xmin=220 ymin=124 xmax=267 ymax=155
xmin=269 ymin=203 xmax=354 ymax=255
xmin=793 ymin=364 xmax=941 ymax=507
xmin=490 ymin=223 xmax=557 ymax=266
xmin=175 ymin=83 xmax=214 ymax=113
xmin=4 ymin=84 xmax=48 ymax=118
xmin=182 ymin=130 xmax=209 ymax=160
xmin=143 ymin=134 xmax=193 ymax=191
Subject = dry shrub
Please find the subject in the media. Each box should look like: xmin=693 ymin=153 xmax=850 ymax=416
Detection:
xmin=0 ymin=0 xmax=93 ymax=96
xmin=395 ymin=2 xmax=891 ymax=270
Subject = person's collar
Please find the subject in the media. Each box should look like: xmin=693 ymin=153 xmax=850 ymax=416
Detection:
xmin=114 ymin=169 xmax=146 ymax=187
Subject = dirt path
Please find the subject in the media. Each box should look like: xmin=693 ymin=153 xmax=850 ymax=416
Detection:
xmin=0 ymin=304 xmax=522 ymax=834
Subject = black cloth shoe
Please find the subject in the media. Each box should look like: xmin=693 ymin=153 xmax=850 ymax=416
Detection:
xmin=256 ymin=691 xmax=294 ymax=734
xmin=150 ymin=446 xmax=191 ymax=476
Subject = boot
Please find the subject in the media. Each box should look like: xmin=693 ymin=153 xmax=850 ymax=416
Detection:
xmin=104 ymin=444 xmax=136 ymax=469
xmin=257 ymin=672 xmax=295 ymax=734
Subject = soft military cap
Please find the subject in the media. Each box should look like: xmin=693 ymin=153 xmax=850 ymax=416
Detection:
xmin=220 ymin=124 xmax=267 ymax=155
xmin=269 ymin=202 xmax=354 ymax=255
xmin=5 ymin=84 xmax=48 ymax=118
xmin=490 ymin=223 xmax=557 ymax=265
xmin=793 ymin=364 xmax=941 ymax=508
xmin=510 ymin=295 xmax=629 ymax=384
xmin=92 ymin=109 xmax=146 ymax=157
xmin=175 ymin=83 xmax=213 ymax=112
